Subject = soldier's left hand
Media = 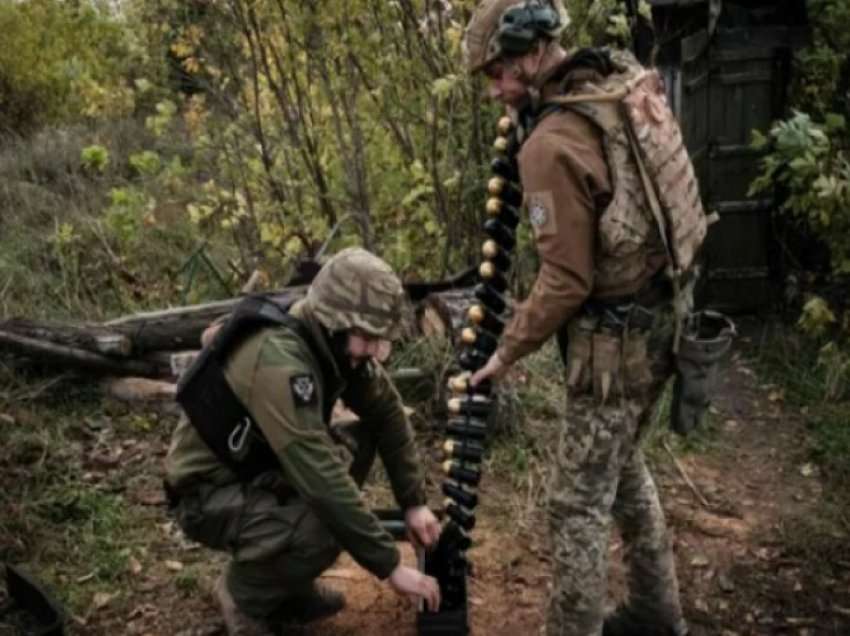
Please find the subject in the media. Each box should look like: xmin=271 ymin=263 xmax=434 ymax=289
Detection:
xmin=405 ymin=505 xmax=441 ymax=549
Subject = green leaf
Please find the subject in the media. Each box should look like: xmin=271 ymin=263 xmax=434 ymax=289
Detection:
xmin=750 ymin=129 xmax=769 ymax=151
xmin=81 ymin=145 xmax=109 ymax=173
xmin=431 ymin=74 xmax=458 ymax=99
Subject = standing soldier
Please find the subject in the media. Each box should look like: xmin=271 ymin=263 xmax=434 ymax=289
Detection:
xmin=165 ymin=247 xmax=441 ymax=636
xmin=464 ymin=1 xmax=701 ymax=635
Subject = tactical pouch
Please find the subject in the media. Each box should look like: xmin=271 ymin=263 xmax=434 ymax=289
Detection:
xmin=565 ymin=316 xmax=596 ymax=396
xmin=670 ymin=310 xmax=736 ymax=435
xmin=592 ymin=330 xmax=622 ymax=405
xmin=622 ymin=328 xmax=652 ymax=398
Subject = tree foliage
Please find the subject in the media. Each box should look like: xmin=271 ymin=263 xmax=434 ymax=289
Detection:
xmin=0 ymin=0 xmax=634 ymax=316
xmin=0 ymin=0 xmax=138 ymax=132
xmin=748 ymin=0 xmax=850 ymax=393
xmin=749 ymin=0 xmax=850 ymax=274
xmin=137 ymin=0 xmax=501 ymax=279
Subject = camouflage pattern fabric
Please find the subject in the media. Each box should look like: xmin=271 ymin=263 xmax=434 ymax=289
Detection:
xmin=172 ymin=422 xmax=378 ymax=618
xmin=305 ymin=247 xmax=405 ymax=339
xmin=546 ymin=310 xmax=687 ymax=636
xmin=461 ymin=0 xmax=569 ymax=73
xmin=556 ymin=50 xmax=711 ymax=286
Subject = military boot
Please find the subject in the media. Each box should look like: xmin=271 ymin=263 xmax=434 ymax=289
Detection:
xmin=602 ymin=605 xmax=688 ymax=636
xmin=215 ymin=574 xmax=274 ymax=636
xmin=272 ymin=581 xmax=345 ymax=626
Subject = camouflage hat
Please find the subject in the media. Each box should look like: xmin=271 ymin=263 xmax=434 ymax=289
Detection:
xmin=462 ymin=0 xmax=569 ymax=74
xmin=305 ymin=247 xmax=405 ymax=340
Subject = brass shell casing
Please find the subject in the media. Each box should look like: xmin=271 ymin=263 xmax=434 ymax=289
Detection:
xmin=461 ymin=327 xmax=476 ymax=345
xmin=448 ymin=374 xmax=469 ymax=393
xmin=479 ymin=261 xmax=495 ymax=279
xmin=497 ymin=116 xmax=513 ymax=135
xmin=486 ymin=197 xmax=502 ymax=216
xmin=468 ymin=304 xmax=485 ymax=324
xmin=488 ymin=176 xmax=506 ymax=195
xmin=493 ymin=136 xmax=508 ymax=153
xmin=447 ymin=397 xmax=461 ymax=414
xmin=482 ymin=239 xmax=499 ymax=259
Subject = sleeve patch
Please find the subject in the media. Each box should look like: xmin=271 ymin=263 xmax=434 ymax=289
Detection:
xmin=290 ymin=373 xmax=317 ymax=407
xmin=526 ymin=191 xmax=556 ymax=238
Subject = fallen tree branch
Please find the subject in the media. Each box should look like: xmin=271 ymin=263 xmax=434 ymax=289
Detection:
xmin=662 ymin=437 xmax=715 ymax=511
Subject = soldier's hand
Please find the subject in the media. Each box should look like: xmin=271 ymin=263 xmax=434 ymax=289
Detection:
xmin=388 ymin=564 xmax=441 ymax=612
xmin=470 ymin=351 xmax=510 ymax=386
xmin=404 ymin=505 xmax=441 ymax=549
xmin=200 ymin=323 xmax=222 ymax=347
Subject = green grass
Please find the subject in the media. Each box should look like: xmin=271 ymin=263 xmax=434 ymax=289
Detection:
xmin=0 ymin=379 xmax=165 ymax=617
xmin=754 ymin=322 xmax=850 ymax=485
xmin=0 ymin=120 xmax=228 ymax=322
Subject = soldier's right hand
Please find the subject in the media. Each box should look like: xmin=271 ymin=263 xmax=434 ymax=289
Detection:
xmin=388 ymin=564 xmax=441 ymax=612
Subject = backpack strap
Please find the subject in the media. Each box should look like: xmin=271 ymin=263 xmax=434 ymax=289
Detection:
xmin=175 ymin=295 xmax=335 ymax=481
xmin=621 ymin=115 xmax=689 ymax=352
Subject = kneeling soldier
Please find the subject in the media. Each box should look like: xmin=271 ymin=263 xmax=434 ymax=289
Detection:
xmin=165 ymin=247 xmax=441 ymax=636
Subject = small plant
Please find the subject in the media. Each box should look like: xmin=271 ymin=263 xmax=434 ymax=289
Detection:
xmin=105 ymin=186 xmax=154 ymax=245
xmin=174 ymin=566 xmax=200 ymax=593
xmin=128 ymin=150 xmax=162 ymax=178
xmin=81 ymin=144 xmax=110 ymax=173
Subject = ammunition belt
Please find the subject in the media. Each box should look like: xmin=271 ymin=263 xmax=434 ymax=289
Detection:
xmin=423 ymin=115 xmax=522 ymax=623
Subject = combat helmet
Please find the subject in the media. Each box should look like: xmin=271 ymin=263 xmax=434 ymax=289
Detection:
xmin=305 ymin=247 xmax=405 ymax=340
xmin=462 ymin=0 xmax=569 ymax=73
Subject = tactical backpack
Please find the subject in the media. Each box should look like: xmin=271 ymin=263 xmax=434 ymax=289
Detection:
xmin=544 ymin=50 xmax=734 ymax=433
xmin=175 ymin=295 xmax=332 ymax=480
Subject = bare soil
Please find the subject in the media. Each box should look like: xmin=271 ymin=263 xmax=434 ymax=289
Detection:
xmin=2 ymin=327 xmax=849 ymax=636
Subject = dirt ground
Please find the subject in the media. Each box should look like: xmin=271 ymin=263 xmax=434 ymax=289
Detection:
xmin=2 ymin=325 xmax=850 ymax=636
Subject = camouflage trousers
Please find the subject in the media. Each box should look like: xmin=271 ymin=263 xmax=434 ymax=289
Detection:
xmin=172 ymin=424 xmax=376 ymax=619
xmin=546 ymin=313 xmax=686 ymax=636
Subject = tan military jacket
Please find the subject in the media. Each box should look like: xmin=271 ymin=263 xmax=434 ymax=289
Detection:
xmin=165 ymin=300 xmax=425 ymax=579
xmin=497 ymin=59 xmax=666 ymax=365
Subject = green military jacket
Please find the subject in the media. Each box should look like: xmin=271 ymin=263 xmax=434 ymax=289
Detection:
xmin=165 ymin=300 xmax=426 ymax=579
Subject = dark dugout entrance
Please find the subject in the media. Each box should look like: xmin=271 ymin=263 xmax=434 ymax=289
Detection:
xmin=636 ymin=0 xmax=810 ymax=313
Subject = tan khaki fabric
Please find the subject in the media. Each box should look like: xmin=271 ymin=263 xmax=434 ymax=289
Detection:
xmin=558 ymin=51 xmax=710 ymax=276
xmin=497 ymin=56 xmax=679 ymax=366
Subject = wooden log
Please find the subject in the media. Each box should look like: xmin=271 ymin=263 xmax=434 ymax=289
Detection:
xmin=0 ymin=283 xmax=480 ymax=380
xmin=103 ymin=288 xmax=307 ymax=353
xmin=0 ymin=318 xmax=132 ymax=356
xmin=105 ymin=377 xmax=177 ymax=401
xmin=0 ymin=329 xmax=167 ymax=377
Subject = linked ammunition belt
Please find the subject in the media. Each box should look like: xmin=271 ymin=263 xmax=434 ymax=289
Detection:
xmin=418 ymin=116 xmax=521 ymax=636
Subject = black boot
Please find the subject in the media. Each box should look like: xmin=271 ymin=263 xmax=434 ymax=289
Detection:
xmin=603 ymin=605 xmax=688 ymax=636
xmin=271 ymin=581 xmax=345 ymax=626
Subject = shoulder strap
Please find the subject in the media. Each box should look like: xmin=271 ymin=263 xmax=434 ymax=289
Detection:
xmin=175 ymin=294 xmax=336 ymax=480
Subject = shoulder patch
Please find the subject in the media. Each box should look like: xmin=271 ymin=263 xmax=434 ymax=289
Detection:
xmin=529 ymin=200 xmax=548 ymax=227
xmin=289 ymin=373 xmax=317 ymax=407
xmin=526 ymin=191 xmax=556 ymax=238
